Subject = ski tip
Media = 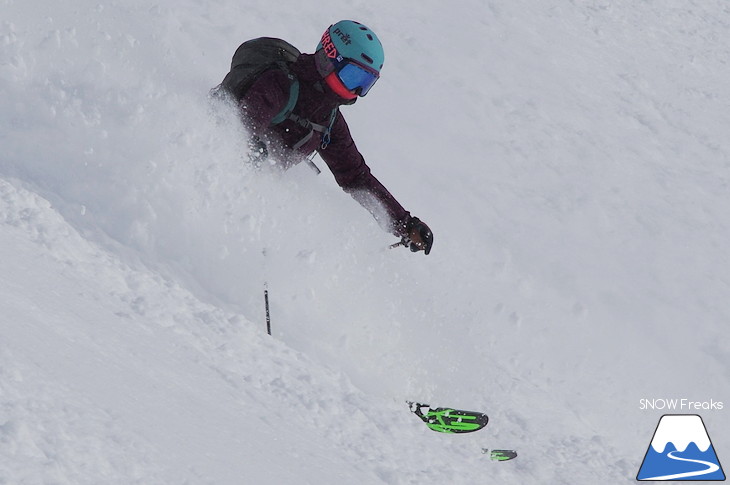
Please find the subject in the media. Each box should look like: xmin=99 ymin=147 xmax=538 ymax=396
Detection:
xmin=482 ymin=449 xmax=518 ymax=461
xmin=408 ymin=402 xmax=489 ymax=433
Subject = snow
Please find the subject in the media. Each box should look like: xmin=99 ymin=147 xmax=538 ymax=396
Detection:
xmin=2 ymin=0 xmax=729 ymax=483
xmin=651 ymin=415 xmax=711 ymax=453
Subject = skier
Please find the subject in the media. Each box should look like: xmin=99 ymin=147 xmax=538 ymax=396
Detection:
xmin=217 ymin=20 xmax=433 ymax=254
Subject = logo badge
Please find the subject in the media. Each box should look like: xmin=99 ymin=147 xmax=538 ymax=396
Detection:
xmin=637 ymin=415 xmax=725 ymax=481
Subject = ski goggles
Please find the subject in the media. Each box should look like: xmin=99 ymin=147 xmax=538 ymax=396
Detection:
xmin=333 ymin=58 xmax=380 ymax=96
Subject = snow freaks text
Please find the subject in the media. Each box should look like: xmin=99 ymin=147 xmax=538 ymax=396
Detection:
xmin=639 ymin=399 xmax=724 ymax=411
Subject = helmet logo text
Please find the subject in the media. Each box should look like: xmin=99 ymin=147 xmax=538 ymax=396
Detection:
xmin=320 ymin=30 xmax=338 ymax=59
xmin=332 ymin=28 xmax=352 ymax=45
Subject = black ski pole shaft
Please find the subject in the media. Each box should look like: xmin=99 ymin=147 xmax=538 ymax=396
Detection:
xmin=264 ymin=283 xmax=271 ymax=336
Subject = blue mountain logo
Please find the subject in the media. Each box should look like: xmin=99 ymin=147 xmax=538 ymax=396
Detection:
xmin=637 ymin=414 xmax=725 ymax=481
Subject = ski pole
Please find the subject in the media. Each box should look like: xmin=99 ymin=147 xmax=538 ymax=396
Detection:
xmin=264 ymin=283 xmax=271 ymax=336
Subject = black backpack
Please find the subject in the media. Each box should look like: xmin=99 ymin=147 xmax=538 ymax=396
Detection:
xmin=215 ymin=37 xmax=338 ymax=151
xmin=218 ymin=37 xmax=301 ymax=124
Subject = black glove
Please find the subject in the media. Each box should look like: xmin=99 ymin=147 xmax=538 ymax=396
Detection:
xmin=401 ymin=216 xmax=433 ymax=255
xmin=248 ymin=136 xmax=268 ymax=167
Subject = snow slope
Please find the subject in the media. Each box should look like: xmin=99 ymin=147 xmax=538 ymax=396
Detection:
xmin=2 ymin=0 xmax=729 ymax=483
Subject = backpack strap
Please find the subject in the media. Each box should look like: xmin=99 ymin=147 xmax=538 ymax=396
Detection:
xmin=270 ymin=72 xmax=300 ymax=125
xmin=287 ymin=108 xmax=338 ymax=150
xmin=267 ymin=65 xmax=339 ymax=151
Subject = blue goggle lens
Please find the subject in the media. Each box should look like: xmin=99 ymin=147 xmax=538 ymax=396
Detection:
xmin=337 ymin=61 xmax=379 ymax=96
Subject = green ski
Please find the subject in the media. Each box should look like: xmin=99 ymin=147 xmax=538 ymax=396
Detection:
xmin=482 ymin=449 xmax=518 ymax=461
xmin=408 ymin=402 xmax=489 ymax=434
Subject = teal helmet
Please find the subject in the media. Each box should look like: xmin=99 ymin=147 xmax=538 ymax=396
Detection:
xmin=315 ymin=20 xmax=384 ymax=98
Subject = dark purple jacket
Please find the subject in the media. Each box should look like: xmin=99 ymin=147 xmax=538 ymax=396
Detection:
xmin=238 ymin=53 xmax=410 ymax=237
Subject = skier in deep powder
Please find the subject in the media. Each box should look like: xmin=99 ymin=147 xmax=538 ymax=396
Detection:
xmin=219 ymin=20 xmax=433 ymax=254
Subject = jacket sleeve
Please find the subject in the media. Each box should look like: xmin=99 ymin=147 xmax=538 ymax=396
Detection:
xmin=238 ymin=69 xmax=291 ymax=135
xmin=318 ymin=112 xmax=411 ymax=237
